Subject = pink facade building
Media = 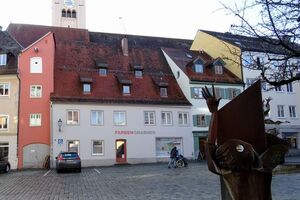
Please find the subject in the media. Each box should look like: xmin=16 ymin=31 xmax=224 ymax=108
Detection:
xmin=17 ymin=32 xmax=55 ymax=168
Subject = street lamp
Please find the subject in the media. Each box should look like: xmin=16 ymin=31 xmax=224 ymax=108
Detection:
xmin=58 ymin=118 xmax=63 ymax=132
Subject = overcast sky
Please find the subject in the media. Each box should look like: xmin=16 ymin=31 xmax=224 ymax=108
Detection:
xmin=0 ymin=0 xmax=238 ymax=39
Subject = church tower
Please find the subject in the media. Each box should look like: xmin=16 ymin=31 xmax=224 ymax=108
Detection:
xmin=52 ymin=0 xmax=86 ymax=29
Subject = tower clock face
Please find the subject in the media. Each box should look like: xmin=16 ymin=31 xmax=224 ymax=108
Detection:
xmin=64 ymin=0 xmax=75 ymax=8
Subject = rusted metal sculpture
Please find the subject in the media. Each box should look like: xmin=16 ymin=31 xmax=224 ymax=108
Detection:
xmin=202 ymin=81 xmax=289 ymax=200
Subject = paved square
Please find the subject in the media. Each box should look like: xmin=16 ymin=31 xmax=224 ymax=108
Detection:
xmin=0 ymin=162 xmax=299 ymax=200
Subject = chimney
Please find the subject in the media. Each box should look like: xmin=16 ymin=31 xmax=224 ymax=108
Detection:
xmin=121 ymin=37 xmax=129 ymax=56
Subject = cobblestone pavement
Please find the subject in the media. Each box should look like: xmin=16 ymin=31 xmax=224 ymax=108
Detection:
xmin=0 ymin=162 xmax=299 ymax=200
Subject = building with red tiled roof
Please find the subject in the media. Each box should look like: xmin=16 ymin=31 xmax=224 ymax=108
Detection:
xmin=8 ymin=23 xmax=195 ymax=167
xmin=0 ymin=31 xmax=22 ymax=170
xmin=162 ymin=47 xmax=243 ymax=159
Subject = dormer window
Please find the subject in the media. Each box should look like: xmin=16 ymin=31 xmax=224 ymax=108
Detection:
xmin=134 ymin=64 xmax=143 ymax=78
xmin=215 ymin=65 xmax=223 ymax=74
xmin=99 ymin=68 xmax=107 ymax=76
xmin=122 ymin=85 xmax=130 ymax=95
xmin=80 ymin=76 xmax=93 ymax=94
xmin=95 ymin=59 xmax=108 ymax=76
xmin=194 ymin=63 xmax=203 ymax=73
xmin=0 ymin=54 xmax=7 ymax=66
xmin=83 ymin=83 xmax=91 ymax=93
xmin=135 ymin=70 xmax=143 ymax=78
xmin=160 ymin=87 xmax=168 ymax=97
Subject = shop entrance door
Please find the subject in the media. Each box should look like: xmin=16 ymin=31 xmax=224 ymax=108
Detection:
xmin=116 ymin=139 xmax=127 ymax=163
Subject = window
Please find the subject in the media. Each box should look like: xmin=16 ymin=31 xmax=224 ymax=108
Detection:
xmin=178 ymin=112 xmax=189 ymax=126
xmin=191 ymin=87 xmax=203 ymax=99
xmin=275 ymin=85 xmax=283 ymax=92
xmin=135 ymin=70 xmax=143 ymax=78
xmin=277 ymin=105 xmax=285 ymax=118
xmin=30 ymin=85 xmax=42 ymax=98
xmin=289 ymin=106 xmax=297 ymax=118
xmin=161 ymin=112 xmax=172 ymax=126
xmin=215 ymin=65 xmax=223 ymax=74
xmin=261 ymin=82 xmax=267 ymax=91
xmin=67 ymin=140 xmax=79 ymax=154
xmin=30 ymin=114 xmax=41 ymax=126
xmin=30 ymin=57 xmax=42 ymax=73
xmin=71 ymin=10 xmax=76 ymax=18
xmin=67 ymin=10 xmax=71 ymax=18
xmin=193 ymin=115 xmax=211 ymax=127
xmin=123 ymin=85 xmax=130 ymax=95
xmin=83 ymin=84 xmax=91 ymax=94
xmin=62 ymin=9 xmax=66 ymax=17
xmin=144 ymin=111 xmax=156 ymax=125
xmin=99 ymin=68 xmax=107 ymax=76
xmin=0 ymin=143 xmax=9 ymax=160
xmin=243 ymin=55 xmax=252 ymax=66
xmin=92 ymin=140 xmax=104 ymax=155
xmin=0 ymin=83 xmax=9 ymax=96
xmin=160 ymin=87 xmax=168 ymax=97
xmin=91 ymin=110 xmax=104 ymax=125
xmin=67 ymin=110 xmax=79 ymax=125
xmin=286 ymin=83 xmax=293 ymax=93
xmin=0 ymin=54 xmax=7 ymax=66
xmin=0 ymin=115 xmax=8 ymax=130
xmin=114 ymin=111 xmax=126 ymax=126
xmin=156 ymin=137 xmax=182 ymax=157
xmin=194 ymin=63 xmax=203 ymax=73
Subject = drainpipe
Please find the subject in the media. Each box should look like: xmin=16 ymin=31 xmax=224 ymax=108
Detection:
xmin=16 ymin=55 xmax=21 ymax=168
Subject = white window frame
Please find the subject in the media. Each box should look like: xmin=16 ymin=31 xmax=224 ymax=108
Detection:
xmin=30 ymin=85 xmax=42 ymax=98
xmin=91 ymin=140 xmax=104 ymax=156
xmin=277 ymin=105 xmax=285 ymax=118
xmin=113 ymin=111 xmax=126 ymax=126
xmin=160 ymin=87 xmax=168 ymax=97
xmin=144 ymin=111 xmax=156 ymax=125
xmin=289 ymin=105 xmax=297 ymax=118
xmin=0 ymin=54 xmax=7 ymax=66
xmin=178 ymin=112 xmax=189 ymax=126
xmin=29 ymin=113 xmax=42 ymax=127
xmin=195 ymin=63 xmax=203 ymax=73
xmin=122 ymin=85 xmax=130 ymax=95
xmin=83 ymin=83 xmax=91 ymax=93
xmin=0 ymin=115 xmax=9 ymax=131
xmin=135 ymin=70 xmax=143 ymax=78
xmin=161 ymin=111 xmax=173 ymax=126
xmin=214 ymin=65 xmax=223 ymax=74
xmin=99 ymin=68 xmax=107 ymax=76
xmin=67 ymin=110 xmax=79 ymax=125
xmin=30 ymin=57 xmax=43 ymax=74
xmin=90 ymin=110 xmax=104 ymax=126
xmin=0 ymin=83 xmax=9 ymax=96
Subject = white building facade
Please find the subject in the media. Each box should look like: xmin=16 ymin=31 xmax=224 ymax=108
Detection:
xmin=242 ymin=52 xmax=300 ymax=153
xmin=51 ymin=103 xmax=193 ymax=167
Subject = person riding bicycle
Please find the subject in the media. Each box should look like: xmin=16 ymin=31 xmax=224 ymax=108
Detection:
xmin=168 ymin=146 xmax=178 ymax=168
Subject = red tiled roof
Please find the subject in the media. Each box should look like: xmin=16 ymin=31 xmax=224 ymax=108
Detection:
xmin=162 ymin=47 xmax=243 ymax=84
xmin=7 ymin=23 xmax=192 ymax=105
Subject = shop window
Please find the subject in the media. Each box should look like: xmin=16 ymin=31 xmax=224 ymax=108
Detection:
xmin=155 ymin=137 xmax=183 ymax=157
xmin=287 ymin=137 xmax=297 ymax=149
xmin=67 ymin=110 xmax=79 ymax=125
xmin=0 ymin=143 xmax=9 ymax=160
xmin=92 ymin=140 xmax=104 ymax=155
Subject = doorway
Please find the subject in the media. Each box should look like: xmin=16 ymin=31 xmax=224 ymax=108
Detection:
xmin=116 ymin=139 xmax=127 ymax=163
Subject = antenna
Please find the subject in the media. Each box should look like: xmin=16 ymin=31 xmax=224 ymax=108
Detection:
xmin=118 ymin=17 xmax=127 ymax=35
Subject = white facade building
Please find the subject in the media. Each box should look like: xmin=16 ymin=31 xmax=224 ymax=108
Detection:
xmin=51 ymin=103 xmax=193 ymax=167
